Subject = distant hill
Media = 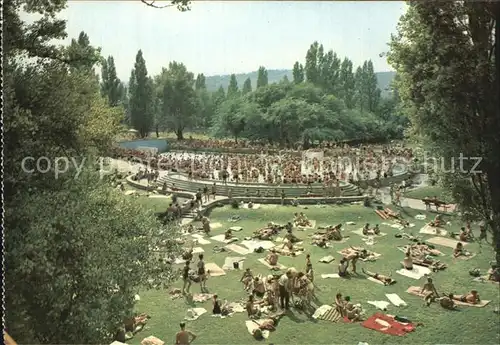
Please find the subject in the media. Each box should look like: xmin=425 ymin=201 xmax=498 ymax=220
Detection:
xmin=205 ymin=70 xmax=396 ymax=97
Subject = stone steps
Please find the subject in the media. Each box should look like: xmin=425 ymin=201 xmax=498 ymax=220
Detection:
xmin=157 ymin=174 xmax=361 ymax=197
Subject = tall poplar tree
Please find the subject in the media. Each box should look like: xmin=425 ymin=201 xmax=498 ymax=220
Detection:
xmin=129 ymin=50 xmax=153 ymax=138
xmin=256 ymin=66 xmax=268 ymax=88
xmin=227 ymin=74 xmax=239 ymax=98
xmin=242 ymin=77 xmax=252 ymax=94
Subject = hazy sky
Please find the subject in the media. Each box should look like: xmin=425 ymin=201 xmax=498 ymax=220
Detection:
xmin=53 ymin=1 xmax=407 ymax=81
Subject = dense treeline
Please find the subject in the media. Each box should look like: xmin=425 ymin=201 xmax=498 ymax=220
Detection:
xmin=119 ymin=42 xmax=407 ymax=145
xmin=4 ymin=1 xmax=179 ymax=343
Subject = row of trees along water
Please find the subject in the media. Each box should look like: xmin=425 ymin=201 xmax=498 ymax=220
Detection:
xmin=100 ymin=42 xmax=407 ymax=146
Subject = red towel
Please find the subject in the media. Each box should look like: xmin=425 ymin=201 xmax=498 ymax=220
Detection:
xmin=361 ymin=313 xmax=415 ymax=336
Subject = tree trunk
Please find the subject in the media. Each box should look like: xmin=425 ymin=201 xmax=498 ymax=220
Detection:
xmin=492 ymin=3 xmax=500 ymax=266
xmin=155 ymin=125 xmax=159 ymax=138
xmin=176 ymin=129 xmax=184 ymax=140
xmin=234 ymin=135 xmax=238 ymax=144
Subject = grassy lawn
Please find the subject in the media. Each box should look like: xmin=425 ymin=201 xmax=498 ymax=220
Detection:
xmin=404 ymin=186 xmax=454 ymax=204
xmin=121 ymin=184 xmax=172 ymax=213
xmin=130 ymin=204 xmax=499 ymax=345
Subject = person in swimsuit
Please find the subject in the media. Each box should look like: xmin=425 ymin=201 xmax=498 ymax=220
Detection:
xmin=212 ymin=294 xmax=222 ymax=315
xmin=438 ymin=294 xmax=456 ymax=310
xmin=362 ymin=268 xmax=394 ymax=285
xmin=453 ymin=290 xmax=480 ymax=304
xmin=240 ymin=268 xmax=254 ymax=291
xmin=420 ymin=277 xmax=439 ymax=306
xmin=305 ymin=254 xmax=314 ymax=282
xmin=175 ymin=322 xmax=196 ymax=345
xmin=182 ymin=261 xmax=191 ymax=294
xmin=197 ymin=254 xmax=207 ymax=292
xmin=338 ymin=258 xmax=349 ymax=277
xmin=453 ymin=242 xmax=465 ymax=258
xmin=362 ymin=223 xmax=371 ymax=235
xmin=334 ymin=292 xmax=345 ymax=316
xmin=403 ymin=250 xmax=413 ymax=270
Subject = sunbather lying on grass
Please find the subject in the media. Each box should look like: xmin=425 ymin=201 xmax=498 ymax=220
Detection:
xmin=362 ymin=268 xmax=395 ymax=285
xmin=452 ymin=290 xmax=480 ymax=304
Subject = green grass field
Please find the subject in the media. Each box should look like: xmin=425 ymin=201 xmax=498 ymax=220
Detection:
xmin=404 ymin=186 xmax=453 ymax=204
xmin=129 ymin=204 xmax=499 ymax=345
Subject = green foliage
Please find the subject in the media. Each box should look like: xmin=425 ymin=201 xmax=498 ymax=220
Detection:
xmin=292 ymin=61 xmax=305 ymax=83
xmin=101 ymin=56 xmax=124 ymax=107
xmin=5 ymin=171 xmax=181 ymax=343
xmin=242 ymin=77 xmax=253 ymax=94
xmin=129 ymin=50 xmax=154 ymax=138
xmin=227 ymin=74 xmax=239 ymax=98
xmin=256 ymin=66 xmax=269 ymax=88
xmin=388 ymin=2 xmax=500 ymax=263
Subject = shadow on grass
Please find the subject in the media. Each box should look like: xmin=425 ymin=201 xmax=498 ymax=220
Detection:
xmin=285 ymin=309 xmax=306 ymax=323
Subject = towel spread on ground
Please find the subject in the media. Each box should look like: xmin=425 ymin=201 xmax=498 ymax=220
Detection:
xmin=426 ymin=236 xmax=468 ymax=248
xmin=241 ymin=239 xmax=275 ymax=251
xmin=352 ymin=228 xmax=387 ymax=237
xmin=225 ymin=243 xmax=252 ymax=255
xmin=258 ymin=258 xmax=287 ymax=270
xmin=406 ymin=286 xmax=490 ymax=307
xmin=275 ymin=237 xmax=304 ymax=246
xmin=319 ymin=255 xmax=335 ymax=263
xmin=415 ymin=214 xmax=427 ymax=220
xmin=295 ymin=220 xmax=317 ymax=230
xmin=312 ymin=305 xmax=342 ymax=322
xmin=210 ymin=222 xmax=223 ymax=229
xmin=191 ymin=234 xmax=211 ymax=245
xmin=242 ymin=203 xmax=261 ymax=209
xmin=419 ymin=224 xmax=448 ymax=237
xmin=397 ymin=245 xmax=444 ymax=256
xmin=321 ymin=273 xmax=340 ymax=279
xmin=148 ymin=194 xmax=170 ymax=198
xmin=346 ymin=221 xmax=356 ymax=225
xmin=473 ymin=276 xmax=500 ymax=285
xmin=245 ymin=320 xmax=269 ymax=339
xmin=184 ymin=308 xmax=207 ymax=321
xmin=140 ymin=336 xmax=165 ymax=345
xmin=192 ymin=293 xmax=213 ymax=302
xmin=367 ymin=300 xmax=391 ymax=310
xmin=367 ymin=277 xmax=386 ymax=285
xmin=338 ymin=249 xmax=381 ymax=262
xmin=210 ymin=234 xmax=239 ymax=244
xmin=386 ymin=293 xmax=407 ymax=306
xmin=396 ymin=264 xmax=431 ymax=280
xmin=362 ymin=313 xmax=415 ymax=336
xmin=205 ymin=262 xmax=226 ymax=276
xmin=192 ymin=247 xmax=205 ymax=254
xmin=452 ymin=253 xmax=477 ymax=260
xmin=222 ymin=257 xmax=246 ymax=270
xmin=229 ymin=226 xmax=243 ymax=231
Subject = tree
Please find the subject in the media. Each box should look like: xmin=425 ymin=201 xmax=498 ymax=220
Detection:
xmin=281 ymin=75 xmax=290 ymax=83
xmin=388 ymin=1 xmax=500 ymax=264
xmin=213 ymin=97 xmax=253 ymax=142
xmin=339 ymin=58 xmax=356 ymax=108
xmin=129 ymin=50 xmax=153 ymax=138
xmin=100 ymin=55 xmax=123 ymax=107
xmin=160 ymin=61 xmax=198 ymax=140
xmin=195 ymin=73 xmax=206 ymax=91
xmin=141 ymin=0 xmax=191 ymax=11
xmin=5 ymin=171 xmax=180 ymax=343
xmin=212 ymin=85 xmax=226 ymax=113
xmin=256 ymin=66 xmax=269 ymax=88
xmin=292 ymin=61 xmax=305 ymax=83
xmin=242 ymin=77 xmax=253 ymax=94
xmin=305 ymin=41 xmax=321 ymax=84
xmin=227 ymin=74 xmax=239 ymax=98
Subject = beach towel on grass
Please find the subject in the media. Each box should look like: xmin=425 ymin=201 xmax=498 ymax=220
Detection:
xmin=367 ymin=277 xmax=386 ymax=285
xmin=245 ymin=320 xmax=269 ymax=339
xmin=211 ymin=234 xmax=239 ymax=244
xmin=415 ymin=214 xmax=427 ymax=220
xmin=275 ymin=237 xmax=303 ymax=246
xmin=367 ymin=300 xmax=391 ymax=310
xmin=352 ymin=228 xmax=387 ymax=237
xmin=258 ymin=258 xmax=286 ymax=270
xmin=295 ymin=220 xmax=317 ymax=230
xmin=225 ymin=243 xmax=252 ymax=255
xmin=210 ymin=222 xmax=223 ymax=229
xmin=191 ymin=235 xmax=211 ymax=245
xmin=141 ymin=336 xmax=165 ymax=345
xmin=396 ymin=264 xmax=431 ymax=280
xmin=406 ymin=286 xmax=491 ymax=307
xmin=386 ymin=293 xmax=407 ymax=307
xmin=426 ymin=236 xmax=468 ymax=249
xmin=242 ymin=203 xmax=261 ymax=209
xmin=205 ymin=262 xmax=226 ymax=276
xmin=192 ymin=293 xmax=213 ymax=302
xmin=319 ymin=255 xmax=335 ymax=263
xmin=229 ymin=226 xmax=243 ymax=232
xmin=472 ymin=276 xmax=500 ymax=285
xmin=313 ymin=305 xmax=342 ymax=322
xmin=321 ymin=273 xmax=340 ymax=279
xmin=419 ymin=224 xmax=448 ymax=237
xmin=338 ymin=249 xmax=381 ymax=262
xmin=222 ymin=257 xmax=245 ymax=270
xmin=241 ymin=240 xmax=275 ymax=251
xmin=362 ymin=313 xmax=415 ymax=336
xmin=184 ymin=308 xmax=207 ymax=321
xmin=452 ymin=253 xmax=476 ymax=260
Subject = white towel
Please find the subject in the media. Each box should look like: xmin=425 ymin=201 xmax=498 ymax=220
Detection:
xmin=245 ymin=320 xmax=269 ymax=339
xmin=241 ymin=240 xmax=275 ymax=251
xmin=184 ymin=307 xmax=207 ymax=321
xmin=385 ymin=293 xmax=407 ymax=307
xmin=396 ymin=265 xmax=431 ymax=280
xmin=321 ymin=273 xmax=340 ymax=279
xmin=367 ymin=300 xmax=390 ymax=310
xmin=312 ymin=305 xmax=333 ymax=319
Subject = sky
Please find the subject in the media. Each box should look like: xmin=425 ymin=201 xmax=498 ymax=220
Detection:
xmin=49 ymin=1 xmax=407 ymax=81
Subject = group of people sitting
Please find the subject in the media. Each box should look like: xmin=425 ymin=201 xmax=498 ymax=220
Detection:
xmin=311 ymin=224 xmax=343 ymax=247
xmin=362 ymin=223 xmax=381 ymax=236
xmin=334 ymin=293 xmax=364 ymax=321
xmin=293 ymin=212 xmax=313 ymax=227
xmin=420 ymin=277 xmax=481 ymax=308
xmin=401 ymin=244 xmax=447 ymax=271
